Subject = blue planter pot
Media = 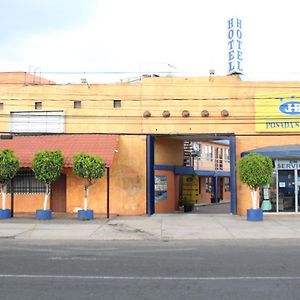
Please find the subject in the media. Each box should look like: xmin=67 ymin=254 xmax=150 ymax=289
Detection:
xmin=247 ymin=208 xmax=263 ymax=221
xmin=36 ymin=209 xmax=52 ymax=220
xmin=78 ymin=210 xmax=94 ymax=220
xmin=0 ymin=209 xmax=12 ymax=219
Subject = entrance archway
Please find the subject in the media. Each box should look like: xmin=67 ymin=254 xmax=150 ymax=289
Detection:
xmin=146 ymin=134 xmax=237 ymax=215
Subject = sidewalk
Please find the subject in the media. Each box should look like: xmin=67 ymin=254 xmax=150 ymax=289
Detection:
xmin=0 ymin=213 xmax=300 ymax=240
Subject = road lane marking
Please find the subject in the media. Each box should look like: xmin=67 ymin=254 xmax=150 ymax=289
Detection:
xmin=0 ymin=274 xmax=300 ymax=281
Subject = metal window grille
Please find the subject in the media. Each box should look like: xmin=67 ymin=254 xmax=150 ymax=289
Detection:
xmin=8 ymin=170 xmax=46 ymax=194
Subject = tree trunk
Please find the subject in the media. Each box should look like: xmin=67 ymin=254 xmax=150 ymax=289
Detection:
xmin=250 ymin=188 xmax=258 ymax=209
xmin=1 ymin=184 xmax=7 ymax=210
xmin=43 ymin=183 xmax=50 ymax=211
xmin=84 ymin=184 xmax=89 ymax=211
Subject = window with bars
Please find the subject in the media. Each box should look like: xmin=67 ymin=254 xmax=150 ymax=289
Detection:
xmin=8 ymin=170 xmax=46 ymax=194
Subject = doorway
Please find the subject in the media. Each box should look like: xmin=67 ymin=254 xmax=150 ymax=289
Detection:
xmin=51 ymin=174 xmax=66 ymax=212
xmin=277 ymin=170 xmax=297 ymax=213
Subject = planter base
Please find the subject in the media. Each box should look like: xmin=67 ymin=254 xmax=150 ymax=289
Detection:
xmin=0 ymin=209 xmax=11 ymax=219
xmin=247 ymin=208 xmax=263 ymax=221
xmin=36 ymin=209 xmax=52 ymax=220
xmin=78 ymin=210 xmax=94 ymax=220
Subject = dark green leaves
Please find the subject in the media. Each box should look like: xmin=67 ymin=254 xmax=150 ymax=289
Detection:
xmin=0 ymin=149 xmax=20 ymax=183
xmin=32 ymin=150 xmax=64 ymax=183
xmin=238 ymin=153 xmax=273 ymax=190
xmin=72 ymin=152 xmax=105 ymax=182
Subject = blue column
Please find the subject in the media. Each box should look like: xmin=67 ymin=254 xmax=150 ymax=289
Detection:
xmin=229 ymin=135 xmax=237 ymax=214
xmin=213 ymin=176 xmax=218 ymax=203
xmin=146 ymin=135 xmax=155 ymax=215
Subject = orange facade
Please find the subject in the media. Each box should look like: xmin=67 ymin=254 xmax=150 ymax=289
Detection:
xmin=1 ymin=73 xmax=300 ymax=215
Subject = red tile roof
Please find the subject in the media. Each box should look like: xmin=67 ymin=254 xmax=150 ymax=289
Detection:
xmin=0 ymin=134 xmax=119 ymax=168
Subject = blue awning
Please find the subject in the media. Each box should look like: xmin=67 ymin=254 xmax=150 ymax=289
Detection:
xmin=241 ymin=144 xmax=300 ymax=159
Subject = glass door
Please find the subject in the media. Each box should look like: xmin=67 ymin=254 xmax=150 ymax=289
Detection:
xmin=277 ymin=170 xmax=296 ymax=212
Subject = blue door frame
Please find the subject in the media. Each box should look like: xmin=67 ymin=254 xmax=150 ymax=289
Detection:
xmin=229 ymin=135 xmax=237 ymax=214
xmin=146 ymin=135 xmax=155 ymax=215
xmin=146 ymin=134 xmax=237 ymax=215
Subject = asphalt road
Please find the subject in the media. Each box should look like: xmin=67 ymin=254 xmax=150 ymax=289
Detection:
xmin=0 ymin=239 xmax=300 ymax=300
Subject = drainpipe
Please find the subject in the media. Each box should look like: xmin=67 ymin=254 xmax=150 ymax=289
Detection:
xmin=106 ymin=167 xmax=110 ymax=219
xmin=10 ymin=178 xmax=14 ymax=217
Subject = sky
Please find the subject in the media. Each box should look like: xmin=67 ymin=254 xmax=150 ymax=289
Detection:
xmin=1 ymin=0 xmax=300 ymax=83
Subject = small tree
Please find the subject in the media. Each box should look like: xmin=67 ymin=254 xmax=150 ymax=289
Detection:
xmin=72 ymin=152 xmax=105 ymax=211
xmin=0 ymin=149 xmax=20 ymax=210
xmin=32 ymin=150 xmax=64 ymax=211
xmin=238 ymin=153 xmax=273 ymax=210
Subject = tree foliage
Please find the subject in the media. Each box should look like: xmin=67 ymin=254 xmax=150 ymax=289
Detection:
xmin=72 ymin=152 xmax=105 ymax=184
xmin=0 ymin=149 xmax=20 ymax=183
xmin=238 ymin=153 xmax=273 ymax=190
xmin=32 ymin=150 xmax=65 ymax=184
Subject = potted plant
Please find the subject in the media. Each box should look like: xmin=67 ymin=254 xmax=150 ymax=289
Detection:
xmin=72 ymin=152 xmax=105 ymax=220
xmin=32 ymin=150 xmax=64 ymax=220
xmin=183 ymin=197 xmax=194 ymax=213
xmin=238 ymin=153 xmax=273 ymax=221
xmin=0 ymin=149 xmax=20 ymax=218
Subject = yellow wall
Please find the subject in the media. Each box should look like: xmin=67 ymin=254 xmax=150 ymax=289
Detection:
xmin=109 ymin=135 xmax=147 ymax=215
xmin=155 ymin=137 xmax=183 ymax=165
xmin=4 ymin=74 xmax=300 ymax=215
xmin=155 ymin=170 xmax=178 ymax=213
xmin=5 ymin=194 xmax=46 ymax=212
xmin=66 ymin=135 xmax=147 ymax=215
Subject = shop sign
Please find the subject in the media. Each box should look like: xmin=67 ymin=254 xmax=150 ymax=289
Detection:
xmin=276 ymin=159 xmax=300 ymax=170
xmin=255 ymin=93 xmax=300 ymax=132
xmin=182 ymin=175 xmax=199 ymax=204
xmin=227 ymin=17 xmax=243 ymax=75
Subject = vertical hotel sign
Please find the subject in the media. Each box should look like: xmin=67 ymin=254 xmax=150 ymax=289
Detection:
xmin=227 ymin=17 xmax=243 ymax=75
xmin=255 ymin=92 xmax=300 ymax=132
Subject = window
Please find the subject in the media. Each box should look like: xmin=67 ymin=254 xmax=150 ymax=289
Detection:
xmin=35 ymin=102 xmax=42 ymax=110
xmin=0 ymin=103 xmax=3 ymax=110
xmin=73 ymin=101 xmax=81 ymax=109
xmin=155 ymin=176 xmax=167 ymax=202
xmin=8 ymin=170 xmax=46 ymax=194
xmin=225 ymin=148 xmax=230 ymax=163
xmin=10 ymin=111 xmax=65 ymax=133
xmin=205 ymin=177 xmax=212 ymax=192
xmin=224 ymin=177 xmax=230 ymax=192
xmin=113 ymin=100 xmax=121 ymax=108
xmin=204 ymin=145 xmax=213 ymax=161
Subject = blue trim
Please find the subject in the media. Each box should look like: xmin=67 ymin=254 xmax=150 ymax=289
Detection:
xmin=154 ymin=165 xmax=230 ymax=177
xmin=154 ymin=165 xmax=175 ymax=171
xmin=174 ymin=166 xmax=194 ymax=175
xmin=146 ymin=135 xmax=155 ymax=215
xmin=215 ymin=170 xmax=230 ymax=177
xmin=213 ymin=176 xmax=218 ymax=203
xmin=194 ymin=170 xmax=214 ymax=176
xmin=229 ymin=135 xmax=237 ymax=214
